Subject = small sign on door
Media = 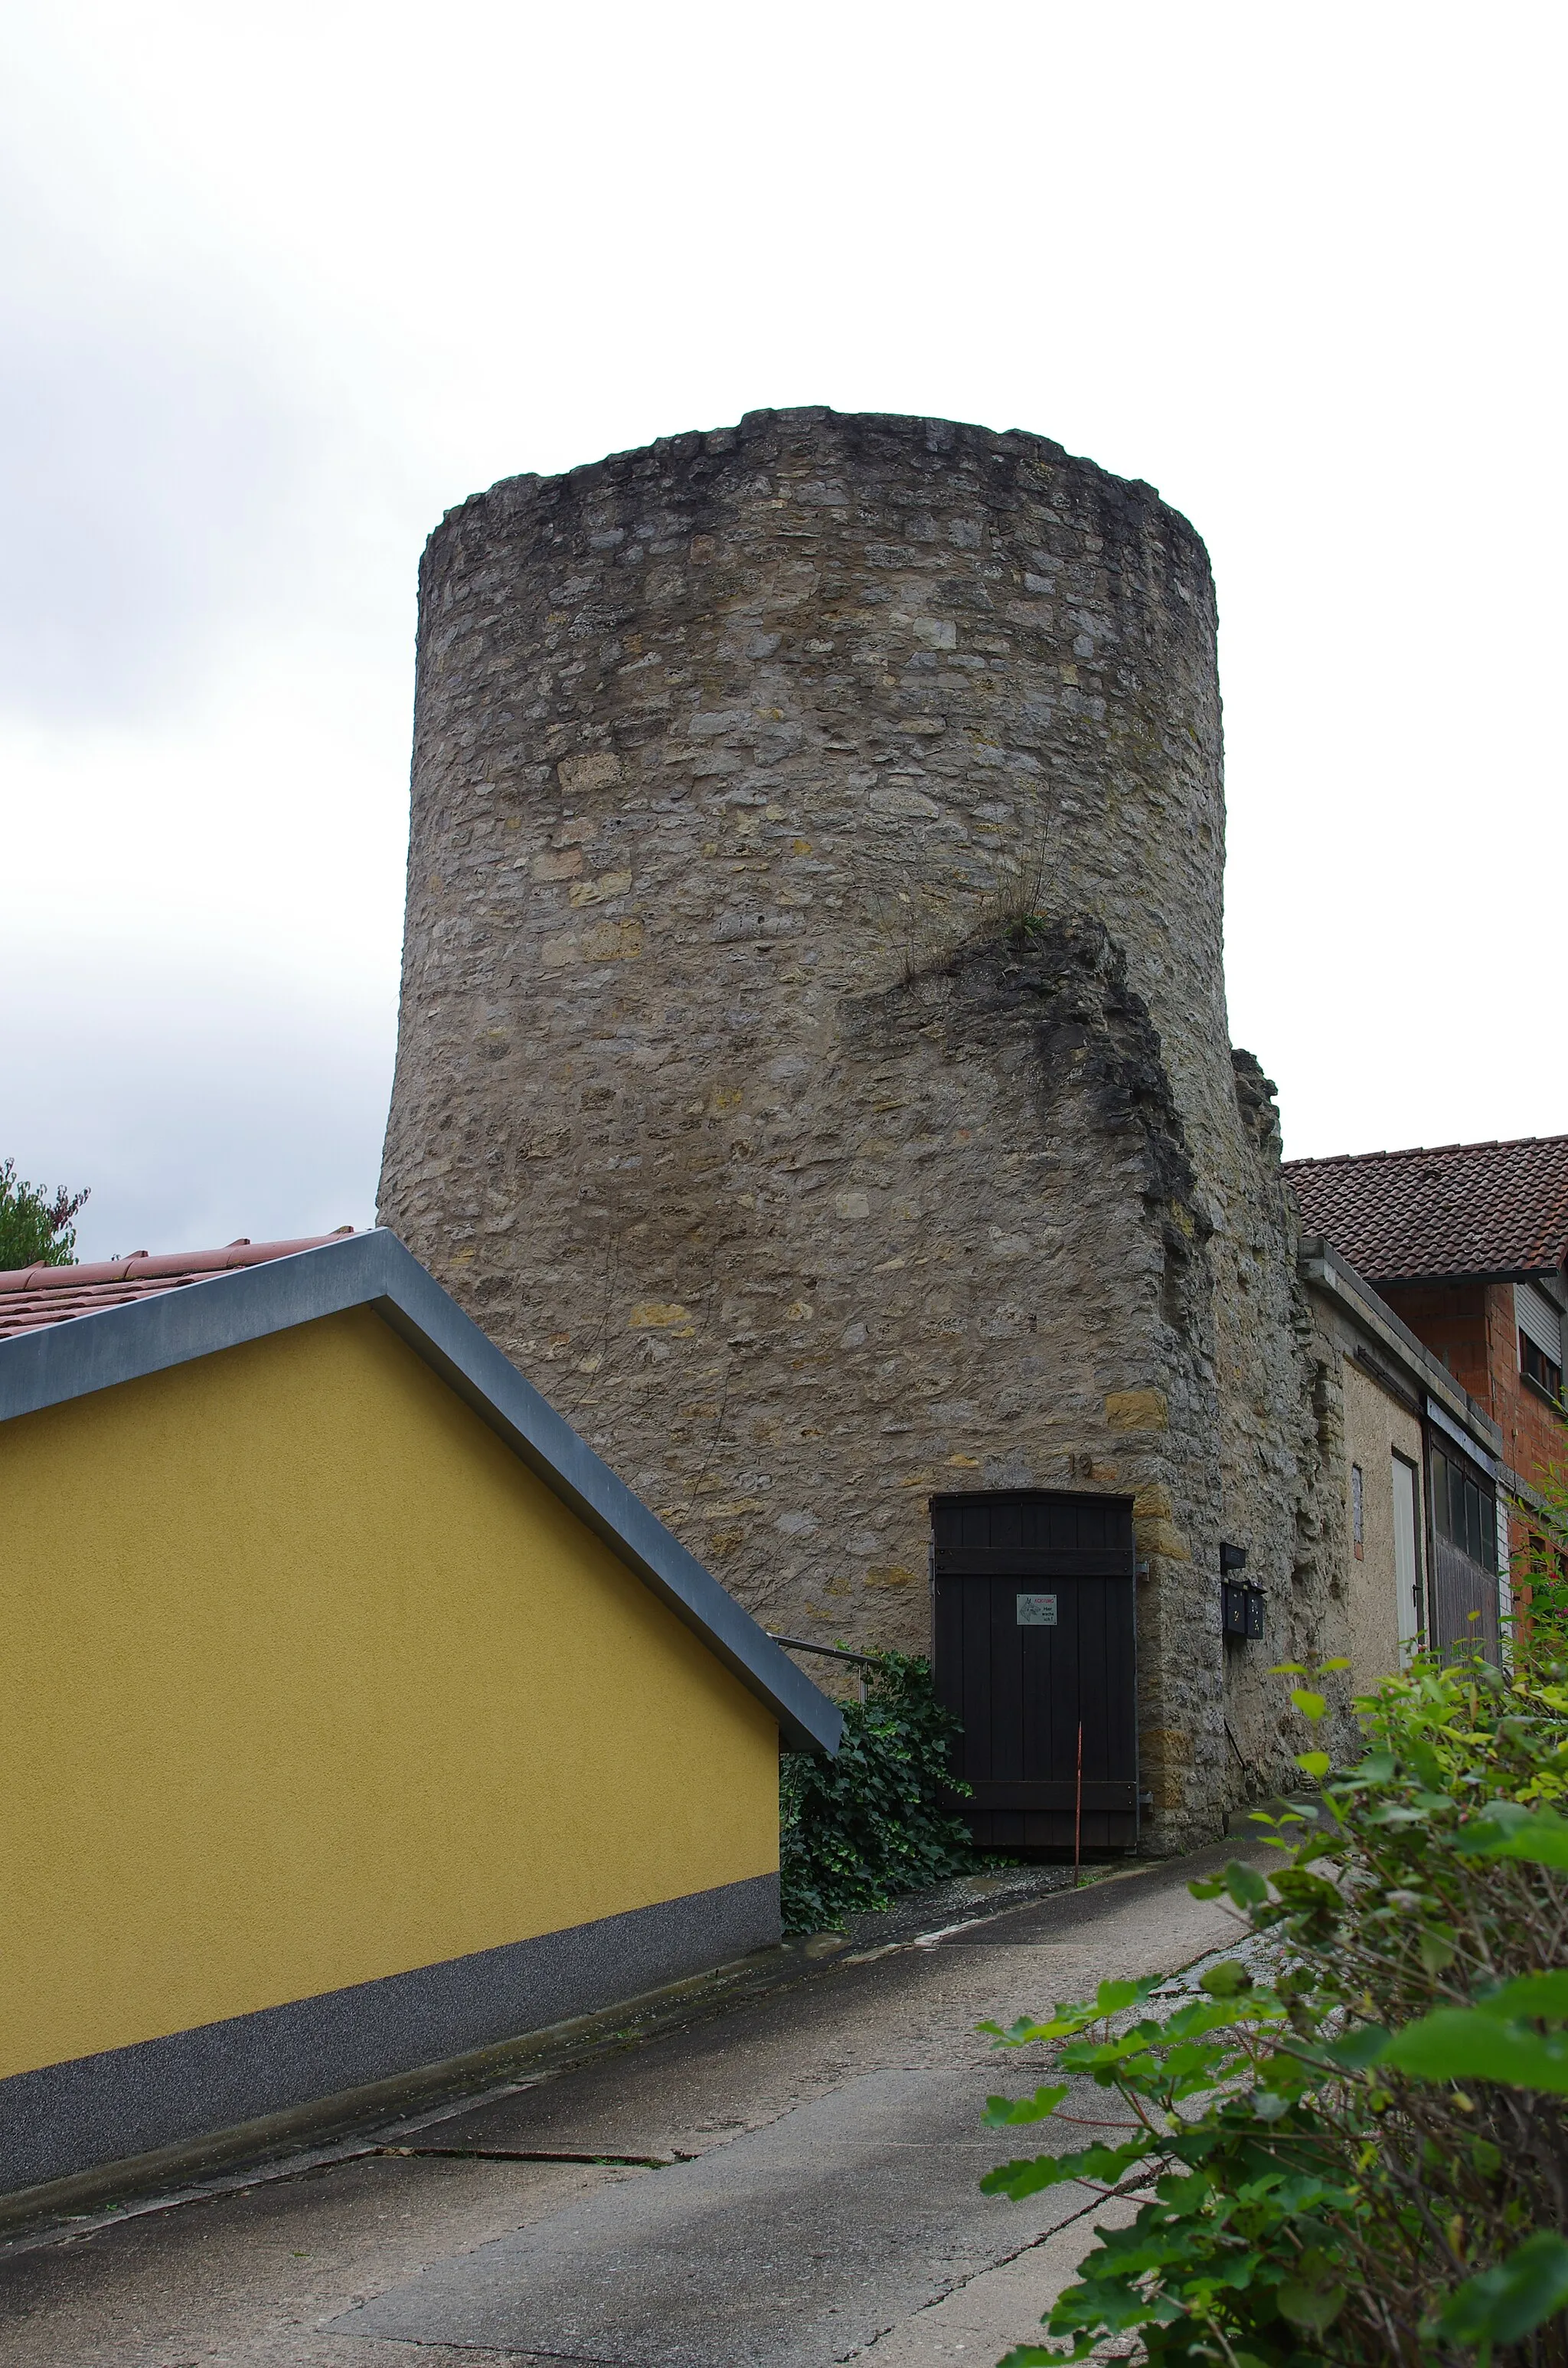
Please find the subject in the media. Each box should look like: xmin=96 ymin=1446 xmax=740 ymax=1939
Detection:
xmin=1016 ymin=1592 xmax=1058 ymax=1626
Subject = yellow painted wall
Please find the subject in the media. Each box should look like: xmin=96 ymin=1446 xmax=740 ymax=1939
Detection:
xmin=1341 ymin=1356 xmax=1425 ymax=1688
xmin=0 ymin=1308 xmax=779 ymax=2082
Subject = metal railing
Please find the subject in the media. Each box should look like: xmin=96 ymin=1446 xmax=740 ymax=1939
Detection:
xmin=766 ymin=1630 xmax=884 ymax=1703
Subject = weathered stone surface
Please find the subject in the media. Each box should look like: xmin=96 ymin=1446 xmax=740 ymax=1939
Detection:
xmin=379 ymin=407 xmax=1337 ymax=1847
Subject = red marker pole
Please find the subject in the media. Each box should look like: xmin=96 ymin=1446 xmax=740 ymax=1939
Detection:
xmin=1074 ymin=1719 xmax=1083 ymax=1888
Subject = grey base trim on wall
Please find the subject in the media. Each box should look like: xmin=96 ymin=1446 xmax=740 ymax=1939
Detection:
xmin=0 ymin=1872 xmax=779 ymax=2196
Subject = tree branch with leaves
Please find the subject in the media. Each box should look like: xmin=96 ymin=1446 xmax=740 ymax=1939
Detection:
xmin=0 ymin=1161 xmax=88 ymax=1269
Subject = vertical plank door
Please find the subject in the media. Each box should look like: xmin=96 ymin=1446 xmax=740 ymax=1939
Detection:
xmin=931 ymin=1491 xmax=1138 ymax=1850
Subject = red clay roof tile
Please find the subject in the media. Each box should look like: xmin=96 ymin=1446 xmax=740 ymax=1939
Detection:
xmin=1284 ymin=1136 xmax=1568 ymax=1284
xmin=0 ymin=1232 xmax=354 ymax=1342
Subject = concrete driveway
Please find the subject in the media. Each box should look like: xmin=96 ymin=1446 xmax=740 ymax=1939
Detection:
xmin=0 ymin=1846 xmax=1251 ymax=2368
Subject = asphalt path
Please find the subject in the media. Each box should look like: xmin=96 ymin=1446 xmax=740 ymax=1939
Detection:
xmin=0 ymin=1842 xmax=1255 ymax=2367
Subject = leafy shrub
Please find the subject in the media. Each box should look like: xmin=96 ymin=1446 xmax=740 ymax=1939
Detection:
xmin=981 ymin=1624 xmax=1568 ymax=2364
xmin=0 ymin=1160 xmax=88 ymax=1268
xmin=780 ymin=1650 xmax=978 ymax=1933
xmin=1514 ymin=1463 xmax=1568 ymax=1646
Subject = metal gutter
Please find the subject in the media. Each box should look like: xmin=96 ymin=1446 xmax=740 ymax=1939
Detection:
xmin=1426 ymin=1395 xmax=1500 ymax=1480
xmin=1298 ymin=1235 xmax=1503 ymax=1457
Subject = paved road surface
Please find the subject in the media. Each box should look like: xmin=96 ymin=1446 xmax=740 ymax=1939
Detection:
xmin=0 ymin=1846 xmax=1250 ymax=2367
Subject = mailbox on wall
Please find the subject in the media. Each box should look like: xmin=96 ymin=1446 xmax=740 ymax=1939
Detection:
xmin=1220 ymin=1545 xmax=1264 ymax=1643
xmin=1222 ymin=1579 xmax=1266 ymax=1641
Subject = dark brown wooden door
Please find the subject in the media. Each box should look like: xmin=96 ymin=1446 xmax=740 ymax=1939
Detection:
xmin=931 ymin=1491 xmax=1138 ymax=1850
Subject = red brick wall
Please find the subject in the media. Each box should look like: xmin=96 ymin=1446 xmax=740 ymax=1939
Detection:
xmin=1380 ymin=1282 xmax=1491 ymax=1404
xmin=1482 ymin=1282 xmax=1568 ymax=1497
xmin=1381 ymin=1279 xmax=1566 ymax=1561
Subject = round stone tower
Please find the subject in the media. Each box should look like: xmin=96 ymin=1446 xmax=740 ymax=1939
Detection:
xmin=380 ymin=407 xmax=1330 ymax=1847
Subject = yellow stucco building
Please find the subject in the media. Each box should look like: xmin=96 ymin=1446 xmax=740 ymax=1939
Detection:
xmin=0 ymin=1231 xmax=838 ymax=2200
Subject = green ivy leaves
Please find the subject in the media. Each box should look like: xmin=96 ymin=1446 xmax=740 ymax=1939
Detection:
xmin=778 ymin=1651 xmax=976 ymax=1931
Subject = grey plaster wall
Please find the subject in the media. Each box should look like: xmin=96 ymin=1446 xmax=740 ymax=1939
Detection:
xmin=379 ymin=407 xmax=1332 ymax=1845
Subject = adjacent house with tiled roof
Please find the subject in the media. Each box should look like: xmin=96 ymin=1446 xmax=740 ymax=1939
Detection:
xmin=1286 ymin=1136 xmax=1568 ymax=1470
xmin=0 ymin=1228 xmax=837 ymax=2208
xmin=1286 ymin=1135 xmax=1568 ymax=1665
xmin=0 ymin=1231 xmax=354 ymax=1338
xmin=1282 ymin=1136 xmax=1568 ymax=1294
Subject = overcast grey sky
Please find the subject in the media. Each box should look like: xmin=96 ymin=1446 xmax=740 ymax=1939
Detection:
xmin=2 ymin=1 xmax=1562 ymax=1261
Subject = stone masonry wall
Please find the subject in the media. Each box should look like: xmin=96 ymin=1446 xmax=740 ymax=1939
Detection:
xmin=379 ymin=407 xmax=1332 ymax=1846
xmin=1218 ymin=1052 xmax=1345 ymax=1798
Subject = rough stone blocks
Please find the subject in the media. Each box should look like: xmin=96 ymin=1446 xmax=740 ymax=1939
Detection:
xmin=380 ymin=408 xmax=1337 ymax=1849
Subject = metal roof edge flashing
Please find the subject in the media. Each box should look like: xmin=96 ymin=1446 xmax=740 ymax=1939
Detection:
xmin=0 ymin=1229 xmax=841 ymax=1758
xmin=1426 ymin=1395 xmax=1500 ymax=1480
xmin=0 ymin=1234 xmax=379 ymax=1424
xmin=1298 ymin=1236 xmax=1504 ymax=1457
xmin=1346 ymin=1265 xmax=1563 ymax=1291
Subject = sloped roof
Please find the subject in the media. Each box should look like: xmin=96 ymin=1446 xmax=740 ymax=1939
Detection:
xmin=0 ymin=1235 xmax=352 ymax=1339
xmin=0 ymin=1229 xmax=840 ymax=1755
xmin=1284 ymin=1135 xmax=1568 ymax=1285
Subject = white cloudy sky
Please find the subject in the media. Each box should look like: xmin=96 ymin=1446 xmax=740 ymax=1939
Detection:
xmin=2 ymin=1 xmax=1562 ymax=1261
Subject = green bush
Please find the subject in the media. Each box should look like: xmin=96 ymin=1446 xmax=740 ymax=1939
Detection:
xmin=780 ymin=1650 xmax=978 ymax=1934
xmin=0 ymin=1160 xmax=88 ymax=1268
xmin=981 ymin=1622 xmax=1568 ymax=2365
xmin=1513 ymin=1462 xmax=1568 ymax=1647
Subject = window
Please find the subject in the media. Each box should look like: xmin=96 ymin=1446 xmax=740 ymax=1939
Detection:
xmin=1351 ymin=1463 xmax=1364 ymax=1559
xmin=1521 ymin=1333 xmax=1563 ymax=1405
xmin=1432 ymin=1443 xmax=1497 ymax=1574
xmin=1517 ymin=1283 xmax=1565 ymax=1409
